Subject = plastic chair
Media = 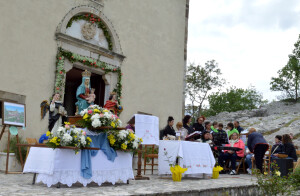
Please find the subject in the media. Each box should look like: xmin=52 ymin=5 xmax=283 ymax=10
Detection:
xmin=143 ymin=145 xmax=158 ymax=175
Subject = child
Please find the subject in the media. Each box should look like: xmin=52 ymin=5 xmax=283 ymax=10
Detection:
xmin=87 ymin=88 xmax=96 ymax=104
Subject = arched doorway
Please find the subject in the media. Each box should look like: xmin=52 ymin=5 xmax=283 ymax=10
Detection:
xmin=63 ymin=67 xmax=105 ymax=116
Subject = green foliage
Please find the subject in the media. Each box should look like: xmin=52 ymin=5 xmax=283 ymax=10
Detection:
xmin=8 ymin=136 xmax=27 ymax=165
xmin=67 ymin=14 xmax=113 ymax=51
xmin=185 ymin=60 xmax=225 ymax=119
xmin=254 ymin=163 xmax=299 ymax=196
xmin=206 ymin=86 xmax=265 ymax=116
xmin=270 ymin=34 xmax=300 ymax=101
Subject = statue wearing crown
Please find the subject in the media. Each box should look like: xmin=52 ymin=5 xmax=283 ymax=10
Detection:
xmin=104 ymin=92 xmax=123 ymax=115
xmin=75 ymin=70 xmax=95 ymax=113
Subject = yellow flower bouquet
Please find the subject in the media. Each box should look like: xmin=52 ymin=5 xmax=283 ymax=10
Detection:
xmin=107 ymin=129 xmax=142 ymax=152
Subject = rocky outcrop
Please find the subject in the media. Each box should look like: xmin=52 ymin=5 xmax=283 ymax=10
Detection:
xmin=207 ymin=101 xmax=300 ymax=147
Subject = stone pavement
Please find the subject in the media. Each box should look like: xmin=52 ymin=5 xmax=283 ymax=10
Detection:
xmin=0 ymin=172 xmax=259 ymax=196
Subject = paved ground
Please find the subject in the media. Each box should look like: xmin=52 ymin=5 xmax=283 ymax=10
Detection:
xmin=0 ymin=172 xmax=257 ymax=196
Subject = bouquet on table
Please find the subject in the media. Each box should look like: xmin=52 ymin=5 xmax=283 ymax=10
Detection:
xmin=46 ymin=122 xmax=92 ymax=154
xmin=78 ymin=105 xmax=122 ymax=130
xmin=107 ymin=129 xmax=143 ymax=152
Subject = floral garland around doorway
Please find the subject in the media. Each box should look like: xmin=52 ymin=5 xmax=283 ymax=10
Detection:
xmin=66 ymin=14 xmax=113 ymax=51
xmin=53 ymin=48 xmax=123 ymax=106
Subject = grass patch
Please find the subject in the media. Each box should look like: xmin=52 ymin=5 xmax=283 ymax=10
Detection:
xmin=293 ymin=133 xmax=300 ymax=140
xmin=263 ymin=116 xmax=300 ymax=136
xmin=263 ymin=128 xmax=281 ymax=136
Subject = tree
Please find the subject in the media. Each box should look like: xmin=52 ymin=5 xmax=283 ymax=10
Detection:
xmin=270 ymin=35 xmax=300 ymax=101
xmin=185 ymin=60 xmax=225 ymax=118
xmin=206 ymin=86 xmax=265 ymax=116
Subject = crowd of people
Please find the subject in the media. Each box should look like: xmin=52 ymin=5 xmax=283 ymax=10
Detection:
xmin=161 ymin=115 xmax=298 ymax=175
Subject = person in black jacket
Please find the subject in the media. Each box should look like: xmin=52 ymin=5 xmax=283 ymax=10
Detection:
xmin=271 ymin=135 xmax=283 ymax=155
xmin=162 ymin=116 xmax=176 ymax=137
xmin=277 ymin=134 xmax=298 ymax=162
xmin=234 ymin=121 xmax=244 ymax=134
xmin=182 ymin=115 xmax=194 ymax=134
xmin=247 ymin=128 xmax=269 ymax=173
xmin=192 ymin=116 xmax=205 ymax=133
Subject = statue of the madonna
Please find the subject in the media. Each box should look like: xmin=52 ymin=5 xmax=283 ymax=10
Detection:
xmin=76 ymin=70 xmax=95 ymax=113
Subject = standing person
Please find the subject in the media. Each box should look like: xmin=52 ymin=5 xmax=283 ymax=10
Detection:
xmin=162 ymin=116 xmax=176 ymax=137
xmin=192 ymin=116 xmax=205 ymax=133
xmin=218 ymin=132 xmax=245 ymax=175
xmin=247 ymin=128 xmax=269 ymax=173
xmin=182 ymin=115 xmax=194 ymax=134
xmin=234 ymin=121 xmax=244 ymax=134
xmin=227 ymin=122 xmax=239 ymax=137
xmin=211 ymin=121 xmax=218 ymax=133
xmin=49 ymin=93 xmax=67 ymax=132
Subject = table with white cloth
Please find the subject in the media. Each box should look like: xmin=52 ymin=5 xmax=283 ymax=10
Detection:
xmin=23 ymin=147 xmax=134 ymax=187
xmin=158 ymin=140 xmax=215 ymax=177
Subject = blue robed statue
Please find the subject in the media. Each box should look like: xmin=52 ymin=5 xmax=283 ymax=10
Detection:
xmin=76 ymin=70 xmax=95 ymax=113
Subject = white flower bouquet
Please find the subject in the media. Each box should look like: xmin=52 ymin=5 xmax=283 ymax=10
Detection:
xmin=78 ymin=105 xmax=122 ymax=130
xmin=46 ymin=122 xmax=92 ymax=154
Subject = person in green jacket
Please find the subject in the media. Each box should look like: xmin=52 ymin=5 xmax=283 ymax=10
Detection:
xmin=227 ymin=122 xmax=239 ymax=138
xmin=211 ymin=121 xmax=219 ymax=133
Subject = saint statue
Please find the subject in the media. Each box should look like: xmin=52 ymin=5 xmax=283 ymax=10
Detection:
xmin=76 ymin=70 xmax=96 ymax=113
xmin=104 ymin=92 xmax=122 ymax=115
xmin=48 ymin=93 xmax=68 ymax=131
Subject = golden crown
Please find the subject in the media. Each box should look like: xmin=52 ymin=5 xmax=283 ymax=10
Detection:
xmin=82 ymin=70 xmax=91 ymax=78
xmin=110 ymin=92 xmax=117 ymax=95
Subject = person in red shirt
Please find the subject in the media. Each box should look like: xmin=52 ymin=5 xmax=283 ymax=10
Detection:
xmin=218 ymin=132 xmax=245 ymax=175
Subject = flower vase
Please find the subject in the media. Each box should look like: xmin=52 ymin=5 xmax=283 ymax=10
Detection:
xmin=212 ymin=166 xmax=223 ymax=179
xmin=170 ymin=165 xmax=187 ymax=182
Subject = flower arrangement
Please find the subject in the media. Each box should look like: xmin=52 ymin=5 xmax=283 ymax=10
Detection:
xmin=212 ymin=165 xmax=223 ymax=179
xmin=78 ymin=105 xmax=122 ymax=130
xmin=163 ymin=148 xmax=187 ymax=181
xmin=46 ymin=122 xmax=92 ymax=154
xmin=107 ymin=129 xmax=142 ymax=152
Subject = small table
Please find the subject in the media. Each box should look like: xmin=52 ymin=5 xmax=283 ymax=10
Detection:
xmin=272 ymin=157 xmax=294 ymax=176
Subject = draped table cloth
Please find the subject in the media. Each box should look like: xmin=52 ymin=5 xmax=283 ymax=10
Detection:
xmin=158 ymin=140 xmax=215 ymax=176
xmin=23 ymin=147 xmax=134 ymax=187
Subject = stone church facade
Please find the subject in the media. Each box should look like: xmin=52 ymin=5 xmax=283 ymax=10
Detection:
xmin=0 ymin=0 xmax=189 ymax=147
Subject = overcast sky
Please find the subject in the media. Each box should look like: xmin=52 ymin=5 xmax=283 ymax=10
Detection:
xmin=187 ymin=0 xmax=300 ymax=102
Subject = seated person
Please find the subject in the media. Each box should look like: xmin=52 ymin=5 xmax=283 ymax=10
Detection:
xmin=204 ymin=121 xmax=213 ymax=133
xmin=245 ymin=146 xmax=253 ymax=174
xmin=234 ymin=121 xmax=244 ymax=134
xmin=227 ymin=122 xmax=239 ymax=137
xmin=201 ymin=131 xmax=213 ymax=144
xmin=211 ymin=121 xmax=218 ymax=133
xmin=212 ymin=123 xmax=228 ymax=146
xmin=163 ymin=116 xmax=176 ymax=138
xmin=274 ymin=134 xmax=298 ymax=162
xmin=183 ymin=115 xmax=195 ymax=134
xmin=192 ymin=116 xmax=205 ymax=133
xmin=218 ymin=132 xmax=245 ymax=175
xmin=271 ymin=135 xmax=283 ymax=156
xmin=176 ymin=122 xmax=188 ymax=140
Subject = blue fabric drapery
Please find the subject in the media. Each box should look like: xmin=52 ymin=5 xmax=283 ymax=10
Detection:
xmin=81 ymin=133 xmax=117 ymax=179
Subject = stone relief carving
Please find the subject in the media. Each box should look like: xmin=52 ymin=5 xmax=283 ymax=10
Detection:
xmin=81 ymin=22 xmax=96 ymax=40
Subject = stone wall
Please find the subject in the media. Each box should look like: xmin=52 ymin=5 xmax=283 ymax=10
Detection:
xmin=0 ymin=0 xmax=187 ymax=149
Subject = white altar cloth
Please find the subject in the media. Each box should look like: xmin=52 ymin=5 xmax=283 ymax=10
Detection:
xmin=158 ymin=141 xmax=215 ymax=176
xmin=23 ymin=147 xmax=134 ymax=187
